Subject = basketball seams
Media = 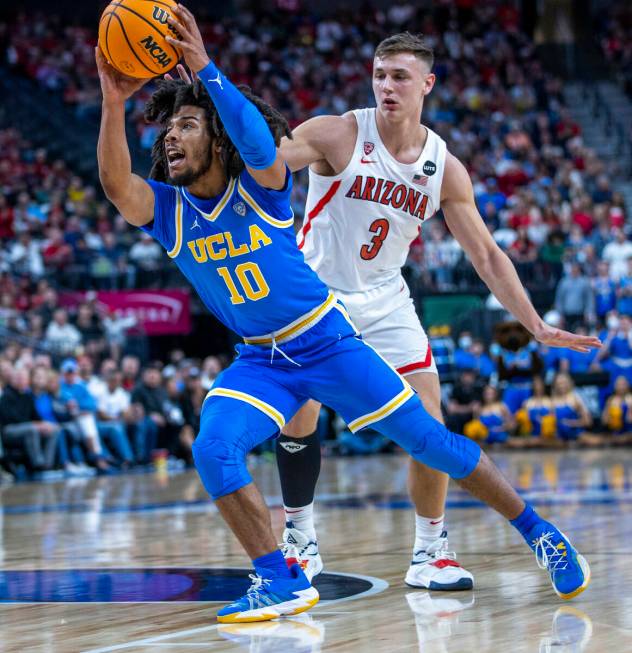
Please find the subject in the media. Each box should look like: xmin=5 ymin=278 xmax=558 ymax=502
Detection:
xmin=101 ymin=12 xmax=117 ymax=70
xmin=110 ymin=1 xmax=180 ymax=60
xmin=109 ymin=11 xmax=161 ymax=76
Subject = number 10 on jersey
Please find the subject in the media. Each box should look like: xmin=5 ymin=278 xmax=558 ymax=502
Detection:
xmin=217 ymin=262 xmax=270 ymax=304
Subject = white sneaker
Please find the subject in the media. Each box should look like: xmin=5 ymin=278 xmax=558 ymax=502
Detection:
xmin=405 ymin=531 xmax=474 ymax=591
xmin=281 ymin=524 xmax=324 ymax=581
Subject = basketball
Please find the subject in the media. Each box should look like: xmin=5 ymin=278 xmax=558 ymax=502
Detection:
xmin=98 ymin=0 xmax=181 ymax=79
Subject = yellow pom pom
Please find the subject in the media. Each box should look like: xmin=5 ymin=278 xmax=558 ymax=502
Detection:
xmin=515 ymin=409 xmax=532 ymax=436
xmin=608 ymin=404 xmax=624 ymax=431
xmin=541 ymin=414 xmax=556 ymax=439
xmin=464 ymin=419 xmax=489 ymax=441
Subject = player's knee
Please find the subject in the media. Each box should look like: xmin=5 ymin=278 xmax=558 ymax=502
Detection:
xmin=378 ymin=398 xmax=481 ymax=479
xmin=192 ymin=428 xmax=251 ymax=500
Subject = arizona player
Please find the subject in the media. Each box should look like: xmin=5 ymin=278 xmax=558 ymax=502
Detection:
xmin=97 ymin=6 xmax=594 ymax=623
xmin=275 ymin=32 xmax=600 ymax=591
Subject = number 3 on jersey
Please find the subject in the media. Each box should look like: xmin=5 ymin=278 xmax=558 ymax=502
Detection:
xmin=217 ymin=262 xmax=270 ymax=304
xmin=360 ymin=218 xmax=390 ymax=260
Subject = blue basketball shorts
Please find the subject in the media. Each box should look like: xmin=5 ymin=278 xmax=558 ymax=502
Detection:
xmin=194 ymin=303 xmax=481 ymax=498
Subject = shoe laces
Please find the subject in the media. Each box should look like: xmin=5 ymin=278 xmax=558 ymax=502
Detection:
xmin=415 ymin=534 xmax=457 ymax=562
xmin=246 ymin=574 xmax=272 ymax=598
xmin=534 ymin=532 xmax=569 ymax=573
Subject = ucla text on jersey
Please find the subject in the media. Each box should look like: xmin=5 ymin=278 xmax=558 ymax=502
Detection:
xmin=144 ymin=167 xmax=331 ymax=339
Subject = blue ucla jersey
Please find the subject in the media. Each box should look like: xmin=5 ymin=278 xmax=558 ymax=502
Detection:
xmin=144 ymin=168 xmax=330 ymax=338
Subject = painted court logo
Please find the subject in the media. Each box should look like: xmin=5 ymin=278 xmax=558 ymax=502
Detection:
xmin=279 ymin=442 xmax=307 ymax=453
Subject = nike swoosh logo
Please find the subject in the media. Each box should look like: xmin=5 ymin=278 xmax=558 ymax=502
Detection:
xmin=429 ymin=520 xmax=442 ymax=525
xmin=286 ymin=509 xmax=304 ymax=513
xmin=360 ymin=157 xmax=377 ymax=164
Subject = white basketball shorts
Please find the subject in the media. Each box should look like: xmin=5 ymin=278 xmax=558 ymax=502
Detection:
xmin=333 ymin=276 xmax=437 ymax=377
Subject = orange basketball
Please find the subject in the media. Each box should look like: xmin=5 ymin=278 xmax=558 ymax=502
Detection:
xmin=98 ymin=0 xmax=181 ymax=79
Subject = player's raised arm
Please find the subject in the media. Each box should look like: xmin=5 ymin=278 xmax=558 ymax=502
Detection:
xmin=166 ymin=5 xmax=286 ymax=190
xmin=95 ymin=48 xmax=155 ymax=226
xmin=440 ymin=152 xmax=601 ymax=353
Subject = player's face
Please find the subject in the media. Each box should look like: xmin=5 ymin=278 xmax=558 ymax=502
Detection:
xmin=164 ymin=105 xmax=214 ymax=186
xmin=372 ymin=53 xmax=435 ymax=120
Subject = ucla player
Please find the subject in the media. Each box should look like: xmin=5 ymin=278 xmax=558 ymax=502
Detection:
xmin=272 ymin=32 xmax=600 ymax=590
xmin=97 ymin=5 xmax=594 ymax=622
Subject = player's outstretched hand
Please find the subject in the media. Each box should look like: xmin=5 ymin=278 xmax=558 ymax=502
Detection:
xmin=533 ymin=323 xmax=602 ymax=354
xmin=95 ymin=46 xmax=146 ymax=103
xmin=164 ymin=63 xmax=196 ymax=84
xmin=165 ymin=4 xmax=209 ymax=74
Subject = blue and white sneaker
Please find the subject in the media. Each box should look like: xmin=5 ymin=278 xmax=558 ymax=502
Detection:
xmin=281 ymin=524 xmax=323 ymax=581
xmin=217 ymin=564 xmax=319 ymax=624
xmin=531 ymin=528 xmax=590 ymax=600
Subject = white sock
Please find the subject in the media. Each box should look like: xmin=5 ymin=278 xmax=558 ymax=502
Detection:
xmin=284 ymin=502 xmax=317 ymax=541
xmin=414 ymin=513 xmax=444 ymax=552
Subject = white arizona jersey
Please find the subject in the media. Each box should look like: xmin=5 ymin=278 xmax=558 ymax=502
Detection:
xmin=298 ymin=107 xmax=447 ymax=293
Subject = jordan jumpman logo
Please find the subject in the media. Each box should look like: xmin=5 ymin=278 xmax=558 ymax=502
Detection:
xmin=207 ymin=73 xmax=223 ymax=90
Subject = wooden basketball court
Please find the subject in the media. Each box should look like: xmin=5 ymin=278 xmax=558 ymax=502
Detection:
xmin=0 ymin=449 xmax=630 ymax=652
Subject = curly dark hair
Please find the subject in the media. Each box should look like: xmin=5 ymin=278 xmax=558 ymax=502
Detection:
xmin=144 ymin=79 xmax=292 ymax=183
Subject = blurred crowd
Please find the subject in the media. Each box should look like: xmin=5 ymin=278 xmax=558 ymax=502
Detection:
xmin=598 ymin=0 xmax=632 ymax=99
xmin=0 ymin=2 xmax=631 ymax=475
xmin=335 ymin=318 xmax=632 ymax=455
xmin=0 ymin=342 xmax=226 ymax=480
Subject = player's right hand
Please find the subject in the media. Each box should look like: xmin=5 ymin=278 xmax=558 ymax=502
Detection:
xmin=164 ymin=63 xmax=196 ymax=84
xmin=95 ymin=46 xmax=146 ymax=103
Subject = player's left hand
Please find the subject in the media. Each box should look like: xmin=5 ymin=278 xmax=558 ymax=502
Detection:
xmin=533 ymin=323 xmax=602 ymax=353
xmin=165 ymin=4 xmax=210 ymax=73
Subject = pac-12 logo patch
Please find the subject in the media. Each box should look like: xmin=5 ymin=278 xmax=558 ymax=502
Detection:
xmin=363 ymin=141 xmax=375 ymax=156
xmin=422 ymin=160 xmax=437 ymax=176
xmin=233 ymin=201 xmax=247 ymax=216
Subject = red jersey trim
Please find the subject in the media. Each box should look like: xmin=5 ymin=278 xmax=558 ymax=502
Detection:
xmin=396 ymin=344 xmax=433 ymax=375
xmin=297 ymin=180 xmax=342 ymax=250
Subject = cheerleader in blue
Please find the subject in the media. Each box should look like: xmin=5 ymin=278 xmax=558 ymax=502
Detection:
xmin=479 ymin=385 xmax=514 ymax=444
xmin=551 ymin=373 xmax=592 ymax=442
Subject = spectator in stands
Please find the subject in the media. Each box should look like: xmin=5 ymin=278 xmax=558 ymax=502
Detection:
xmin=551 ymin=372 xmax=592 ymax=442
xmin=128 ymin=233 xmax=163 ymax=287
xmin=46 ymin=368 xmax=109 ymax=473
xmin=7 ymin=231 xmax=44 ymax=279
xmin=31 ymin=366 xmax=90 ymax=475
xmin=519 ymin=375 xmax=555 ymax=442
xmin=179 ymin=368 xmax=205 ymax=466
xmin=594 ymin=260 xmax=618 ymax=323
xmin=602 ymin=229 xmax=632 ymax=280
xmin=75 ymin=304 xmax=106 ymax=360
xmin=445 ymin=368 xmax=483 ymax=434
xmin=58 ymin=358 xmax=116 ymax=471
xmin=121 ymin=355 xmax=141 ymax=392
xmin=94 ymin=370 xmax=135 ymax=468
xmin=454 ymin=333 xmax=495 ymax=379
xmin=131 ymin=365 xmax=174 ymax=452
xmin=617 ymin=258 xmax=632 ymax=316
xmin=554 ymin=262 xmax=595 ymax=331
xmin=45 ymin=309 xmax=81 ymax=358
xmin=599 ymin=375 xmax=632 ymax=444
xmin=478 ymin=385 xmax=514 ymax=445
xmin=0 ymin=367 xmax=59 ymax=474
